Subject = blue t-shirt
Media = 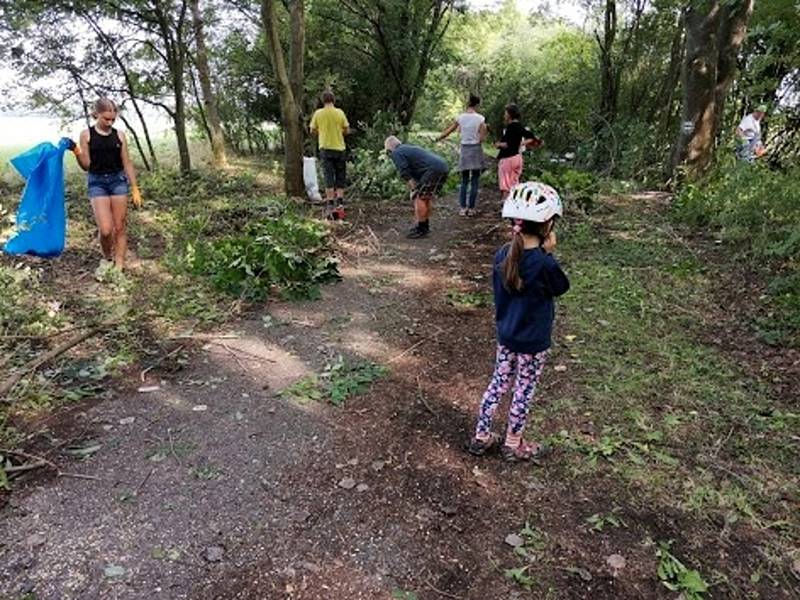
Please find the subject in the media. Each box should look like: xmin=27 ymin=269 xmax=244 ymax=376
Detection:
xmin=493 ymin=245 xmax=570 ymax=353
xmin=390 ymin=144 xmax=449 ymax=182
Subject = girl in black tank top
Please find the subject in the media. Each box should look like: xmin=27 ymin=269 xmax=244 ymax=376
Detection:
xmin=88 ymin=127 xmax=124 ymax=175
xmin=68 ymin=97 xmax=142 ymax=272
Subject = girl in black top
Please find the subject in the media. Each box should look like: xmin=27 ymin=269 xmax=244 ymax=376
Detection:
xmin=71 ymin=97 xmax=141 ymax=273
xmin=495 ymin=104 xmax=542 ymax=200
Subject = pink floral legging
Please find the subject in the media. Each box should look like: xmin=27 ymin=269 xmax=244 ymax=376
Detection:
xmin=475 ymin=344 xmax=549 ymax=438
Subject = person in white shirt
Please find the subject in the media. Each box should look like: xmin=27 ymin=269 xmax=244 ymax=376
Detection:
xmin=736 ymin=104 xmax=767 ymax=163
xmin=437 ymin=94 xmax=488 ymax=216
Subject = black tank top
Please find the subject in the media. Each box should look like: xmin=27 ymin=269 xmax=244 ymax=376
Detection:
xmin=88 ymin=127 xmax=124 ymax=174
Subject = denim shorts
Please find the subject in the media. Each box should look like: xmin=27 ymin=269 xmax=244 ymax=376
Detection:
xmin=87 ymin=171 xmax=129 ymax=198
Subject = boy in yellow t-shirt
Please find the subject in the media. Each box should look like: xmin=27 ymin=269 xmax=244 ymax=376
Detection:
xmin=309 ymin=91 xmax=350 ymax=219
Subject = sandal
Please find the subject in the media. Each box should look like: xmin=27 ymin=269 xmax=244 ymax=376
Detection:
xmin=501 ymin=440 xmax=549 ymax=463
xmin=466 ymin=432 xmax=501 ymax=456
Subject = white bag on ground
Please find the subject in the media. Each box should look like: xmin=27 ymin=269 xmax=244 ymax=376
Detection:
xmin=303 ymin=156 xmax=322 ymax=202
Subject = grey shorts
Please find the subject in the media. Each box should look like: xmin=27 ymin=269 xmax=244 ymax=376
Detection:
xmin=88 ymin=171 xmax=129 ymax=198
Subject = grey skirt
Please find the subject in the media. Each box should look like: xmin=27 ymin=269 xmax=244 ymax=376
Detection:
xmin=458 ymin=143 xmax=487 ymax=172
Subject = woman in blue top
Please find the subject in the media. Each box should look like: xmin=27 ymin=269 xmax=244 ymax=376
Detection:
xmin=468 ymin=181 xmax=569 ymax=461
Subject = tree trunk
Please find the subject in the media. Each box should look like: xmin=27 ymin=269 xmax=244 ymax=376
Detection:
xmin=190 ymin=0 xmax=228 ymax=168
xmin=713 ymin=0 xmax=755 ymax=137
xmin=671 ymin=0 xmax=754 ymax=179
xmin=654 ymin=12 xmax=685 ymax=132
xmin=189 ymin=63 xmax=213 ymax=144
xmin=172 ymin=54 xmax=192 ymax=174
xmin=154 ymin=1 xmax=191 ymax=174
xmin=261 ymin=0 xmax=305 ymax=197
xmin=597 ymin=0 xmax=618 ymax=130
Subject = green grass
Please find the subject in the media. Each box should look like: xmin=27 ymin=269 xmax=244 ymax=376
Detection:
xmin=532 ymin=197 xmax=798 ymax=593
xmin=280 ymin=356 xmax=387 ymax=407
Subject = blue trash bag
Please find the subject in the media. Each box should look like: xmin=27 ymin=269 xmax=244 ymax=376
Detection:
xmin=3 ymin=137 xmax=71 ymax=258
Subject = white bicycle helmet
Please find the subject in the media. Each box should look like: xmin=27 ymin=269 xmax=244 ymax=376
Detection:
xmin=502 ymin=181 xmax=563 ymax=222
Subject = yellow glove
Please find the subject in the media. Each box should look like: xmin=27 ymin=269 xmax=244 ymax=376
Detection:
xmin=131 ymin=184 xmax=143 ymax=208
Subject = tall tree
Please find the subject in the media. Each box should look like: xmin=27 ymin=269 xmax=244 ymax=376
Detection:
xmin=671 ymin=0 xmax=754 ymax=178
xmin=261 ymin=0 xmax=305 ymax=196
xmin=190 ymin=0 xmax=227 ymax=168
xmin=594 ymin=0 xmax=648 ymax=131
xmin=596 ymin=0 xmax=619 ymax=128
xmin=323 ymin=0 xmax=456 ymax=126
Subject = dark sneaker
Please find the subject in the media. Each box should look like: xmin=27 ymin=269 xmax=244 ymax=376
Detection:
xmin=466 ymin=433 xmax=501 ymax=456
xmin=406 ymin=227 xmax=429 ymax=239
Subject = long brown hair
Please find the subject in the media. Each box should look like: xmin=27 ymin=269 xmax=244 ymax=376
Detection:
xmin=501 ymin=219 xmax=554 ymax=292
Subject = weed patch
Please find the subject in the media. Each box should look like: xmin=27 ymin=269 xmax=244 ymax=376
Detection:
xmin=446 ymin=289 xmax=492 ymax=309
xmin=186 ymin=207 xmax=339 ymax=301
xmin=655 ymin=541 xmax=710 ymax=599
xmin=279 ymin=356 xmax=387 ymax=407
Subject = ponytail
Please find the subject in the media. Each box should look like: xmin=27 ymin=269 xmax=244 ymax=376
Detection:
xmin=501 ymin=222 xmax=526 ymax=292
xmin=500 ymin=218 xmax=555 ymax=292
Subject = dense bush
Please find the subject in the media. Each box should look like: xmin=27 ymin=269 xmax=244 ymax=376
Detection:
xmin=674 ymin=162 xmax=800 ymax=345
xmin=349 ymin=113 xmax=460 ymax=200
xmin=674 ymin=163 xmax=800 ymax=261
xmin=185 ymin=207 xmax=340 ymax=301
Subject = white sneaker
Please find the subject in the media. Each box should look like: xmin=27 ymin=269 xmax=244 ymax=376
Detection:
xmin=459 ymin=208 xmax=468 ymax=216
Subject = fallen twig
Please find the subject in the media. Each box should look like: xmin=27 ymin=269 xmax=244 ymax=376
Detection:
xmin=5 ymin=461 xmax=48 ymax=474
xmin=58 ymin=472 xmax=102 ymax=482
xmin=1 ymin=448 xmax=58 ymax=470
xmin=167 ymin=428 xmax=183 ymax=467
xmin=387 ymin=338 xmax=428 ymax=364
xmin=425 ymin=577 xmax=464 ymax=600
xmin=0 ymin=324 xmax=108 ymax=400
xmin=140 ymin=344 xmax=186 ymax=382
xmin=206 ymin=341 xmax=275 ymax=363
xmin=415 ymin=376 xmax=437 ymax=416
xmin=169 ymin=333 xmax=241 ymax=341
xmin=0 ymin=321 xmax=121 ymax=341
xmin=134 ymin=468 xmax=154 ymax=496
xmin=1 ymin=448 xmax=101 ymax=481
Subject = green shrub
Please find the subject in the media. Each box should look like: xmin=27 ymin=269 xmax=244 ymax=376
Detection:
xmin=186 ymin=208 xmax=340 ymax=301
xmin=524 ymin=163 xmax=599 ymax=211
xmin=674 ymin=163 xmax=800 ymax=262
xmin=349 ymin=112 xmax=460 ymax=199
xmin=674 ymin=163 xmax=800 ymax=346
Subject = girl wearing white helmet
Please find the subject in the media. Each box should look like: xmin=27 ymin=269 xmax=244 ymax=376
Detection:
xmin=468 ymin=181 xmax=569 ymax=462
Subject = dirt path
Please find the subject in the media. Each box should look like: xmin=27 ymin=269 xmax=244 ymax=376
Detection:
xmin=1 ymin=192 xmax=797 ymax=599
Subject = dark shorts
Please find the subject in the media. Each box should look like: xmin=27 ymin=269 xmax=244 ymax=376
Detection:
xmin=416 ymin=169 xmax=448 ymax=198
xmin=320 ymin=149 xmax=347 ymax=189
xmin=88 ymin=171 xmax=129 ymax=198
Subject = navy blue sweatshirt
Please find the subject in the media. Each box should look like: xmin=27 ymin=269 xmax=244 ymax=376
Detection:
xmin=390 ymin=144 xmax=449 ymax=182
xmin=493 ymin=245 xmax=570 ymax=353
